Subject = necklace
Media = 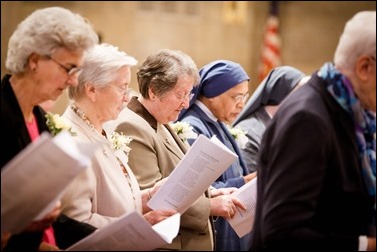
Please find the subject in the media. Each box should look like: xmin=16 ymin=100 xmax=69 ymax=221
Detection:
xmin=71 ymin=104 xmax=97 ymax=131
xmin=71 ymin=103 xmax=108 ymax=156
xmin=116 ymin=157 xmax=137 ymax=210
xmin=71 ymin=103 xmax=137 ymax=210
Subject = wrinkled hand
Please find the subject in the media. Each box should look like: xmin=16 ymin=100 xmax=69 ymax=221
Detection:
xmin=24 ymin=201 xmax=61 ymax=232
xmin=210 ymin=195 xmax=246 ymax=219
xmin=210 ymin=187 xmax=238 ymax=197
xmin=143 ymin=209 xmax=177 ymax=225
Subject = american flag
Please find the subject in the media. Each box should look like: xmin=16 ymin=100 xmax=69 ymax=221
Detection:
xmin=258 ymin=1 xmax=281 ymax=82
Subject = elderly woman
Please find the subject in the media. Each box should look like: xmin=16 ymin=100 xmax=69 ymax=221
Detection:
xmin=109 ymin=49 xmax=245 ymax=251
xmin=232 ymin=66 xmax=308 ymax=173
xmin=177 ymin=60 xmax=256 ymax=251
xmin=1 ymin=7 xmax=98 ymax=251
xmin=60 ymin=44 xmax=175 ymax=233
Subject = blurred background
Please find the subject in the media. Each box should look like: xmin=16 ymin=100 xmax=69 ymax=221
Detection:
xmin=2 ymin=1 xmax=376 ymax=113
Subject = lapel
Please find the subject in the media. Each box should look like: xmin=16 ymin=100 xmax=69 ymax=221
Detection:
xmin=165 ymin=123 xmax=190 ymax=154
xmin=127 ymin=98 xmax=189 ymax=159
xmin=157 ymin=123 xmax=186 ymax=159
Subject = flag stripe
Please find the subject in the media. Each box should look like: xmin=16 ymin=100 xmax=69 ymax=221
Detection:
xmin=258 ymin=2 xmax=281 ymax=82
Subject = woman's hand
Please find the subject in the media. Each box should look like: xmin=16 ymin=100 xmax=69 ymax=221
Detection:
xmin=143 ymin=209 xmax=177 ymax=225
xmin=209 ymin=187 xmax=238 ymax=197
xmin=210 ymin=195 xmax=246 ymax=219
xmin=24 ymin=201 xmax=61 ymax=232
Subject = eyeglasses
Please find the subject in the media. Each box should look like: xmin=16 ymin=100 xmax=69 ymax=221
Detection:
xmin=109 ymin=84 xmax=133 ymax=98
xmin=46 ymin=55 xmax=81 ymax=76
xmin=231 ymin=93 xmax=249 ymax=103
xmin=175 ymin=92 xmax=194 ymax=101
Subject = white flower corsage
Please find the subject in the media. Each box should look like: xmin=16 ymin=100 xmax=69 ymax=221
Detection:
xmin=45 ymin=112 xmax=76 ymax=136
xmin=226 ymin=124 xmax=248 ymax=149
xmin=110 ymin=132 xmax=132 ymax=155
xmin=170 ymin=121 xmax=198 ymax=143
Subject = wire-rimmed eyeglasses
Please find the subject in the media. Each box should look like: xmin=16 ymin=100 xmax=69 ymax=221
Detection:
xmin=46 ymin=55 xmax=82 ymax=76
xmin=175 ymin=92 xmax=194 ymax=101
xmin=109 ymin=84 xmax=133 ymax=98
xmin=231 ymin=93 xmax=249 ymax=103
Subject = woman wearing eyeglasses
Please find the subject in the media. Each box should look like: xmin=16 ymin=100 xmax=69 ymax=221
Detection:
xmin=60 ymin=44 xmax=175 ymax=235
xmin=107 ymin=49 xmax=245 ymax=251
xmin=177 ymin=60 xmax=257 ymax=251
xmin=1 ymin=6 xmax=98 ymax=251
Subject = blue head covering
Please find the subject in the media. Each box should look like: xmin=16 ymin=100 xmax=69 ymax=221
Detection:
xmin=232 ymin=66 xmax=305 ymax=125
xmin=178 ymin=60 xmax=249 ymax=120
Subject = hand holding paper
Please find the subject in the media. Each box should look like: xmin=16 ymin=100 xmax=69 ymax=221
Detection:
xmin=66 ymin=211 xmax=181 ymax=251
xmin=227 ymin=177 xmax=257 ymax=237
xmin=147 ymin=134 xmax=238 ymax=214
xmin=1 ymin=132 xmax=96 ymax=236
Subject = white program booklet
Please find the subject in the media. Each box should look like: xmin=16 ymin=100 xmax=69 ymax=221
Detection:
xmin=66 ymin=211 xmax=181 ymax=251
xmin=1 ymin=131 xmax=96 ymax=236
xmin=147 ymin=134 xmax=238 ymax=213
xmin=227 ymin=177 xmax=257 ymax=237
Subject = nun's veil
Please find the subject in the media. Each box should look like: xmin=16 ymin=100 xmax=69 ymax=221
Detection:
xmin=232 ymin=66 xmax=304 ymax=126
xmin=178 ymin=60 xmax=249 ymax=121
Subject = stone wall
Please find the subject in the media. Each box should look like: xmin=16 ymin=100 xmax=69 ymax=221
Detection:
xmin=1 ymin=1 xmax=375 ymax=114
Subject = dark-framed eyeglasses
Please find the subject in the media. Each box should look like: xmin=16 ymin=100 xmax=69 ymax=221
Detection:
xmin=46 ymin=55 xmax=81 ymax=76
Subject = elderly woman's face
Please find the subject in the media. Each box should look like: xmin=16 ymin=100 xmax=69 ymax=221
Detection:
xmin=209 ymin=81 xmax=249 ymax=124
xmin=95 ymin=66 xmax=132 ymax=124
xmin=36 ymin=48 xmax=83 ymax=102
xmin=152 ymin=75 xmax=195 ymax=124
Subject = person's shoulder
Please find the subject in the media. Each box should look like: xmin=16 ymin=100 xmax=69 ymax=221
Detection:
xmin=181 ymin=113 xmax=205 ymax=127
xmin=236 ymin=115 xmax=266 ymax=135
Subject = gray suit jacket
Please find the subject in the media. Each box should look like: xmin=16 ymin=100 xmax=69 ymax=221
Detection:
xmin=114 ymin=97 xmax=214 ymax=251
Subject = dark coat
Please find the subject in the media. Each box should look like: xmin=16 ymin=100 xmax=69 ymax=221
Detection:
xmin=1 ymin=74 xmax=95 ymax=251
xmin=250 ymin=72 xmax=374 ymax=251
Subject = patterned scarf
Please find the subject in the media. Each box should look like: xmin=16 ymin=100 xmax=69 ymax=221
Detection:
xmin=319 ymin=63 xmax=376 ymax=201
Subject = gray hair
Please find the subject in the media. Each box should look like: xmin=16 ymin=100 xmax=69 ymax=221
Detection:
xmin=334 ymin=11 xmax=376 ymax=71
xmin=136 ymin=49 xmax=199 ymax=99
xmin=6 ymin=6 xmax=99 ymax=74
xmin=68 ymin=43 xmax=137 ymax=100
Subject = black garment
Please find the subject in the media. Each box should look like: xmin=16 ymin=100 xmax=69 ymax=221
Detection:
xmin=234 ymin=107 xmax=271 ymax=173
xmin=232 ymin=66 xmax=304 ymax=173
xmin=249 ymin=73 xmax=373 ymax=251
xmin=1 ymin=74 xmax=96 ymax=250
xmin=3 ymin=231 xmax=43 ymax=252
xmin=53 ymin=214 xmax=96 ymax=249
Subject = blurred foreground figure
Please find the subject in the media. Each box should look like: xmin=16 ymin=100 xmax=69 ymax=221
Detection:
xmin=250 ymin=11 xmax=376 ymax=251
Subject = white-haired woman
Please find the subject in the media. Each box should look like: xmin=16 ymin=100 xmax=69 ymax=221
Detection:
xmin=60 ymin=43 xmax=175 ymax=232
